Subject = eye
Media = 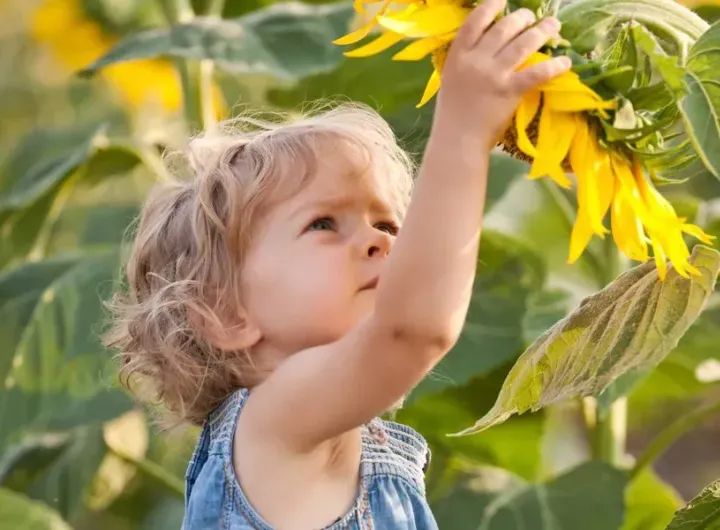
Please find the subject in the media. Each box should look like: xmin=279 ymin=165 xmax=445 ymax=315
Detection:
xmin=306 ymin=216 xmax=336 ymax=232
xmin=375 ymin=220 xmax=400 ymax=236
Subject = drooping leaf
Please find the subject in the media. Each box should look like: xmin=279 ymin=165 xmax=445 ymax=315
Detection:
xmin=0 ymin=427 xmax=106 ymax=520
xmin=622 ymin=470 xmax=684 ymax=530
xmin=602 ymin=24 xmax=638 ymax=93
xmin=0 ymin=487 xmax=72 ymax=530
xmin=0 ymin=125 xmax=106 ymax=214
xmin=46 ymin=205 xmax=139 ymax=254
xmin=409 ymin=231 xmax=546 ymax=399
xmin=80 ymin=2 xmax=353 ymax=81
xmin=0 ymin=251 xmax=133 ymax=450
xmin=454 ymin=245 xmax=720 ymax=435
xmin=665 ymin=479 xmax=720 ymax=529
xmin=680 ymin=20 xmax=720 ymax=179
xmin=559 ymin=0 xmax=708 ymax=56
xmin=0 ymin=125 xmax=108 ymax=269
xmin=630 ymin=23 xmax=687 ymax=94
xmin=432 ymin=461 xmax=627 ymax=530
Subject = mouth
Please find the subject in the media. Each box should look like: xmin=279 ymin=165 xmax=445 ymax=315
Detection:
xmin=360 ymin=277 xmax=379 ymax=291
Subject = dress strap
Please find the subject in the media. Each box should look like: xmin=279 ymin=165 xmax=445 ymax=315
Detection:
xmin=206 ymin=388 xmax=249 ymax=456
xmin=361 ymin=418 xmax=431 ymax=493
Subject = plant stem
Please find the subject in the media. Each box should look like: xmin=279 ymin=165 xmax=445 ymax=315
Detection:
xmin=204 ymin=0 xmax=226 ymax=16
xmin=160 ymin=0 xmax=193 ymax=23
xmin=585 ymin=396 xmax=628 ymax=465
xmin=630 ymin=397 xmax=720 ymax=480
xmin=585 ymin=238 xmax=629 ymax=466
xmin=179 ymin=61 xmax=205 ymax=132
xmin=159 ymin=0 xmax=221 ymax=133
xmin=108 ymin=444 xmax=185 ymax=499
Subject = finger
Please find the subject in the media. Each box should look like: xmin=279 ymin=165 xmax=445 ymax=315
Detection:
xmin=513 ymin=55 xmax=572 ymax=93
xmin=454 ymin=0 xmax=507 ymax=50
xmin=477 ymin=8 xmax=537 ymax=56
xmin=496 ymin=17 xmax=561 ymax=68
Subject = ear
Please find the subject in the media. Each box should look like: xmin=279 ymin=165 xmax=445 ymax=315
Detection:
xmin=191 ymin=305 xmax=262 ymax=352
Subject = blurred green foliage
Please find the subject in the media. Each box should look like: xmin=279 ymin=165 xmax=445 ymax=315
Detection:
xmin=2 ymin=1 xmax=720 ymax=529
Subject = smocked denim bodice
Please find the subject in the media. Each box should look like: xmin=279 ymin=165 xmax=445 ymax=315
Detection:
xmin=182 ymin=389 xmax=438 ymax=529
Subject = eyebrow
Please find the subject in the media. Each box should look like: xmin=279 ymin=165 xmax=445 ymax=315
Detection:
xmin=289 ymin=195 xmax=396 ymax=222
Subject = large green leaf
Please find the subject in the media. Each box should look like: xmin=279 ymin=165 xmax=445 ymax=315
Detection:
xmin=622 ymin=470 xmax=684 ymax=530
xmin=681 ymin=20 xmax=720 ymax=179
xmin=666 ymin=479 xmax=720 ymax=529
xmin=558 ymin=0 xmax=708 ymax=56
xmin=0 ymin=251 xmax=133 ymax=450
xmin=0 ymin=487 xmax=72 ymax=530
xmin=409 ymin=231 xmax=546 ymax=399
xmin=80 ymin=2 xmax=352 ymax=81
xmin=0 ymin=428 xmax=106 ymax=520
xmin=454 ymin=245 xmax=720 ymax=435
xmin=0 ymin=125 xmax=108 ymax=269
xmin=432 ymin=461 xmax=627 ymax=530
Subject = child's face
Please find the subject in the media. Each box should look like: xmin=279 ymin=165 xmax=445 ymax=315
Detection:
xmin=240 ymin=149 xmax=401 ymax=355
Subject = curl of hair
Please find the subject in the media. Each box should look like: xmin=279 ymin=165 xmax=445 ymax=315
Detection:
xmin=104 ymin=101 xmax=415 ymax=425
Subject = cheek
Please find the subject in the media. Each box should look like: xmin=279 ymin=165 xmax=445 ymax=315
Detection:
xmin=244 ymin=246 xmax=349 ymax=320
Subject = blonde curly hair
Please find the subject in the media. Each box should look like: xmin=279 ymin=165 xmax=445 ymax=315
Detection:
xmin=104 ymin=102 xmax=415 ymax=425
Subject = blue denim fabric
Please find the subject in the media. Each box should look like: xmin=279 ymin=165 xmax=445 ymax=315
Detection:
xmin=182 ymin=389 xmax=438 ymax=529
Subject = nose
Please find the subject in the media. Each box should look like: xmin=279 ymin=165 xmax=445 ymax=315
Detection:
xmin=365 ymin=227 xmax=393 ymax=259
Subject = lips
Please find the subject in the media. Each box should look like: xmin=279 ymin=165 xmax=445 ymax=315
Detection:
xmin=360 ymin=277 xmax=379 ymax=290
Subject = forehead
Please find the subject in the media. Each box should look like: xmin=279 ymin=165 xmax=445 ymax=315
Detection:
xmin=267 ymin=139 xmax=399 ymax=218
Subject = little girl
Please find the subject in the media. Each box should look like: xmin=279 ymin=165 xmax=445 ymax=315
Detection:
xmin=106 ymin=0 xmax=570 ymax=527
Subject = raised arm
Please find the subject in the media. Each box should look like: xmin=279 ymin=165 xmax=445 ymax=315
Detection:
xmin=247 ymin=0 xmax=571 ymax=450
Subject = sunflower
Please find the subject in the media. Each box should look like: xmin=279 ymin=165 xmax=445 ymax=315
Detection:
xmin=30 ymin=0 xmax=183 ymax=111
xmin=334 ymin=0 xmax=714 ymax=279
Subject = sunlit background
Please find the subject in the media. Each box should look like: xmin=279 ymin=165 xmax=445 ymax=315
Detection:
xmin=2 ymin=0 xmax=720 ymax=528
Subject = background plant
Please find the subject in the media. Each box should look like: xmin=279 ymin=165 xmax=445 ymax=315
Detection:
xmin=2 ymin=0 xmax=720 ymax=528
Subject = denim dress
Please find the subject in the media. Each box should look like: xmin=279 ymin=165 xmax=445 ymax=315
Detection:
xmin=182 ymin=389 xmax=438 ymax=529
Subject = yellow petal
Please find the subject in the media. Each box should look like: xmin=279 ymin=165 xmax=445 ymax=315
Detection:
xmin=588 ymin=141 xmax=614 ymax=236
xmin=544 ymin=90 xmax=616 ymax=113
xmin=568 ymin=207 xmax=594 ymax=264
xmin=417 ymin=68 xmax=441 ymax=107
xmin=378 ymin=4 xmax=470 ymax=38
xmin=682 ymin=224 xmax=716 ymax=245
xmin=344 ymin=31 xmax=405 ymax=57
xmin=333 ymin=20 xmax=377 ymax=45
xmin=612 ymin=197 xmax=649 ymax=262
xmin=335 ymin=0 xmax=394 ymax=45
xmin=393 ymin=36 xmax=447 ymax=61
xmin=528 ymin=105 xmax=574 ymax=189
xmin=515 ymin=91 xmax=540 ymax=157
xmin=650 ymin=237 xmax=669 ymax=280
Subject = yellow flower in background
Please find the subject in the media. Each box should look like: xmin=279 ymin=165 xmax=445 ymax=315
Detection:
xmin=335 ymin=1 xmax=715 ymax=279
xmin=31 ymin=0 xmax=182 ymax=111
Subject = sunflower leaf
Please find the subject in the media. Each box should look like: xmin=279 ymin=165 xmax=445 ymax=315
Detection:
xmin=630 ymin=23 xmax=687 ymax=95
xmin=452 ymin=245 xmax=720 ymax=435
xmin=602 ymin=24 xmax=637 ymax=93
xmin=679 ymin=20 xmax=720 ymax=179
xmin=627 ymin=84 xmax=675 ymax=111
xmin=79 ymin=2 xmax=352 ymax=81
xmin=0 ymin=488 xmax=72 ymax=530
xmin=665 ymin=479 xmax=720 ymax=530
